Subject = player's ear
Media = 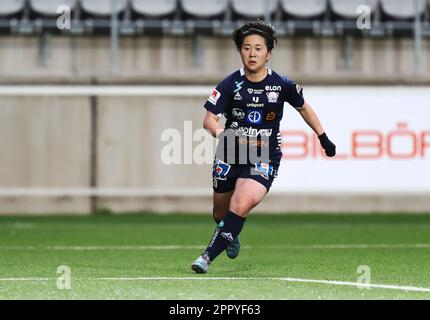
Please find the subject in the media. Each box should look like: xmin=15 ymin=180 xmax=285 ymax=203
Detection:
xmin=266 ymin=50 xmax=272 ymax=62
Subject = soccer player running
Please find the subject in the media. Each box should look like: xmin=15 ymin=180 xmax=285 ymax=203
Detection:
xmin=191 ymin=20 xmax=336 ymax=273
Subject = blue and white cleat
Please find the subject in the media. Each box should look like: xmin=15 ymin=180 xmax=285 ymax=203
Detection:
xmin=226 ymin=236 xmax=240 ymax=259
xmin=191 ymin=256 xmax=209 ymax=274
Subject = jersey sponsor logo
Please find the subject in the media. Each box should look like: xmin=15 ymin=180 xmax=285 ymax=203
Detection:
xmin=237 ymin=126 xmax=272 ymax=137
xmin=234 ymin=80 xmax=244 ymax=93
xmin=208 ymin=89 xmax=221 ymax=105
xmin=238 ymin=137 xmax=269 ymax=147
xmin=247 ymin=103 xmax=264 ymax=108
xmin=213 ymin=158 xmax=231 ymax=181
xmin=266 ymin=111 xmax=276 ymax=121
xmin=253 ymin=162 xmax=275 ymax=180
xmin=266 ymin=91 xmax=279 ymax=103
xmin=234 ymin=92 xmax=242 ymax=100
xmin=231 ymin=108 xmax=245 ymax=120
xmin=265 ymin=85 xmax=282 ymax=92
xmin=252 ymin=97 xmax=259 ymax=103
xmin=246 ymin=110 xmax=262 ymax=125
xmin=247 ymin=88 xmax=264 ymax=95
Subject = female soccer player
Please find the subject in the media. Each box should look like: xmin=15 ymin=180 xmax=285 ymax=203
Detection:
xmin=191 ymin=20 xmax=336 ymax=273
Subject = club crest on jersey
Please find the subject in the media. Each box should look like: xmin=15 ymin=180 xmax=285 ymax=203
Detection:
xmin=208 ymin=89 xmax=221 ymax=105
xmin=266 ymin=91 xmax=279 ymax=103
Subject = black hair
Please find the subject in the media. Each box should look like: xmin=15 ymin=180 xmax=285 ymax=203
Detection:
xmin=232 ymin=19 xmax=278 ymax=52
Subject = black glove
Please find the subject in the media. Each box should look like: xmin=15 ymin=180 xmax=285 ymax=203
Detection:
xmin=318 ymin=133 xmax=336 ymax=157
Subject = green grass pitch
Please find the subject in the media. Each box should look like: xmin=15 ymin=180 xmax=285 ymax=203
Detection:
xmin=1 ymin=213 xmax=430 ymax=299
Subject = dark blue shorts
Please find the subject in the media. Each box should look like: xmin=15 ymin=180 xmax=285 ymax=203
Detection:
xmin=212 ymin=158 xmax=279 ymax=193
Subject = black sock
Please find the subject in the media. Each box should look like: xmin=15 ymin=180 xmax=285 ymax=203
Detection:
xmin=202 ymin=210 xmax=246 ymax=263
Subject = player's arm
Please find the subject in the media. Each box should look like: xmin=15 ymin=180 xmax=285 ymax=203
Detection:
xmin=297 ymin=101 xmax=324 ymax=136
xmin=297 ymin=101 xmax=336 ymax=157
xmin=203 ymin=111 xmax=224 ymax=138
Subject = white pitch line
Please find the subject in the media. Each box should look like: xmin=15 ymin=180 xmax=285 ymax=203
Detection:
xmin=0 ymin=276 xmax=429 ymax=293
xmin=0 ymin=278 xmax=53 ymax=281
xmin=1 ymin=244 xmax=430 ymax=251
xmin=267 ymin=244 xmax=430 ymax=249
xmin=0 ymin=245 xmax=207 ymax=251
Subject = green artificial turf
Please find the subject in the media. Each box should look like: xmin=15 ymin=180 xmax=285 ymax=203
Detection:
xmin=0 ymin=213 xmax=430 ymax=299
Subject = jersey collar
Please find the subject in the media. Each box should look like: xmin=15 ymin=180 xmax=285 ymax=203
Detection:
xmin=240 ymin=67 xmax=272 ymax=76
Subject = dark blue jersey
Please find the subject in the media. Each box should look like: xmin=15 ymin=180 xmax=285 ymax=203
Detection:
xmin=204 ymin=67 xmax=305 ymax=166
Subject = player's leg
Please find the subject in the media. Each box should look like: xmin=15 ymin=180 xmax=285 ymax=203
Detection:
xmin=213 ymin=191 xmax=233 ymax=223
xmin=192 ymin=178 xmax=268 ymax=273
xmin=192 ymin=162 xmax=278 ymax=273
xmin=191 ymin=160 xmax=237 ymax=273
xmin=229 ymin=178 xmax=267 ymax=217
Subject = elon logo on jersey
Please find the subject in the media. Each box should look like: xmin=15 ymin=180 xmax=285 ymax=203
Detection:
xmin=246 ymin=110 xmax=262 ymax=125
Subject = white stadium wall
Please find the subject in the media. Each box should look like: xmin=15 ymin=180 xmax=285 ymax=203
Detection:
xmin=0 ymin=86 xmax=429 ymax=214
xmin=0 ymin=36 xmax=429 ymax=85
xmin=274 ymin=87 xmax=430 ymax=193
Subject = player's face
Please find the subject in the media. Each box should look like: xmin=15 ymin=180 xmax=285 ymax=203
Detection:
xmin=240 ymin=34 xmax=272 ymax=73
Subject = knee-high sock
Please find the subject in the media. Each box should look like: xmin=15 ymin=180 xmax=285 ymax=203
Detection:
xmin=202 ymin=210 xmax=246 ymax=263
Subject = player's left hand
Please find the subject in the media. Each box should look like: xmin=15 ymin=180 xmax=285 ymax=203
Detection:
xmin=318 ymin=133 xmax=336 ymax=157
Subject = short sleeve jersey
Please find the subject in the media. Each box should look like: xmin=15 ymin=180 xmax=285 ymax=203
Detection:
xmin=204 ymin=67 xmax=305 ymax=165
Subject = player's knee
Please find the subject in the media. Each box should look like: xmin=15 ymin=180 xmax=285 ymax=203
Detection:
xmin=230 ymin=197 xmax=257 ymax=217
